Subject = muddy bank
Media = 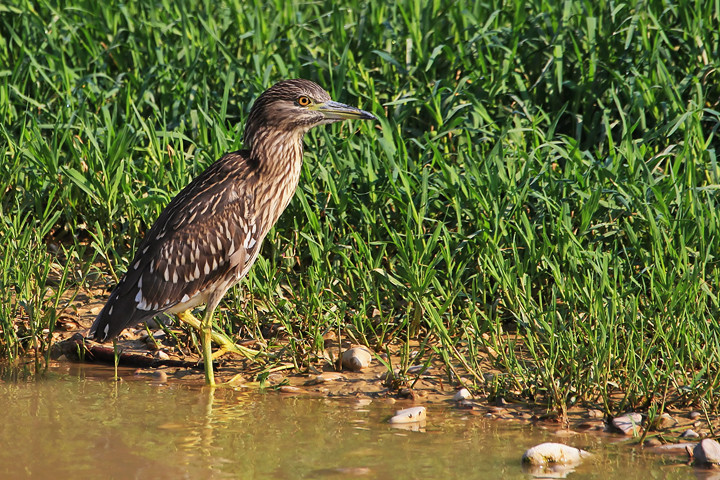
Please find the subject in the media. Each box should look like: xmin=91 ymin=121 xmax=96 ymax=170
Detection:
xmin=43 ymin=310 xmax=719 ymax=452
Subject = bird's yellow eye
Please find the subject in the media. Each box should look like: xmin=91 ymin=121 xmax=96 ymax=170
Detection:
xmin=297 ymin=96 xmax=311 ymax=106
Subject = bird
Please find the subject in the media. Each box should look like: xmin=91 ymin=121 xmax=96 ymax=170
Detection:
xmin=88 ymin=79 xmax=376 ymax=385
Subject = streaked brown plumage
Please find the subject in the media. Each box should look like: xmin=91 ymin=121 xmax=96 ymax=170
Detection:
xmin=89 ymin=79 xmax=376 ymax=384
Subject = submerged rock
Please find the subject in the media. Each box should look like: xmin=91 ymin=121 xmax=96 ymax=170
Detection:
xmin=341 ymin=346 xmax=373 ymax=372
xmin=388 ymin=406 xmax=426 ymax=424
xmin=612 ymin=413 xmax=643 ymax=436
xmin=522 ymin=442 xmax=591 ymax=467
xmin=694 ymin=438 xmax=720 ymax=466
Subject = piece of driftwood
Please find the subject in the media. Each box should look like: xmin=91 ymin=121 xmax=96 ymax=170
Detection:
xmin=51 ymin=333 xmax=201 ymax=369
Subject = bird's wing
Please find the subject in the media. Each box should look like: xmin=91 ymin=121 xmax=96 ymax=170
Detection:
xmin=90 ymin=152 xmax=262 ymax=341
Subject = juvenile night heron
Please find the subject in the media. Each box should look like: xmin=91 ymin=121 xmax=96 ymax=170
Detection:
xmin=89 ymin=79 xmax=376 ymax=385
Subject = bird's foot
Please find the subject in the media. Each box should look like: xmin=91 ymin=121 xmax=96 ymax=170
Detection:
xmin=176 ymin=310 xmax=262 ymax=361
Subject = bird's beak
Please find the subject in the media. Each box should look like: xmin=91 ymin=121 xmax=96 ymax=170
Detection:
xmin=314 ymin=100 xmax=377 ymax=121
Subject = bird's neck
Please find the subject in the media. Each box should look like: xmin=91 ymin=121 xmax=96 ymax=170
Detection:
xmin=248 ymin=126 xmax=306 ymax=225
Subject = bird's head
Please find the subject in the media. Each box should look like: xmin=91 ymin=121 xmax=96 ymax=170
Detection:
xmin=243 ymin=79 xmax=376 ymax=150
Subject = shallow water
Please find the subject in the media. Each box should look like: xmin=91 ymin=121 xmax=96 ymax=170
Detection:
xmin=0 ymin=364 xmax=694 ymax=479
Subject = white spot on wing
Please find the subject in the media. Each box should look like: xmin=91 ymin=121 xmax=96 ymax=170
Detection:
xmin=103 ymin=324 xmax=109 ymax=337
xmin=135 ymin=291 xmax=142 ymax=303
xmin=204 ymin=262 xmax=210 ymax=275
xmin=181 ymin=293 xmax=190 ymax=302
xmin=173 ymin=271 xmax=178 ymax=283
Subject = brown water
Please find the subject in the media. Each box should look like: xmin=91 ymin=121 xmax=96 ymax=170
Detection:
xmin=0 ymin=364 xmax=693 ymax=479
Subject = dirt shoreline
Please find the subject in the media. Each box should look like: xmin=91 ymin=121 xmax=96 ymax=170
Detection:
xmin=42 ymin=316 xmax=718 ymax=453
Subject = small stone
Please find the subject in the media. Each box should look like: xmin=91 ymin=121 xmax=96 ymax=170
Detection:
xmin=406 ymin=365 xmax=425 ymax=374
xmin=397 ymin=388 xmax=417 ymax=400
xmin=341 ymin=346 xmax=373 ymax=372
xmin=612 ymin=413 xmax=643 ymax=436
xmin=644 ymin=437 xmax=663 ymax=447
xmin=154 ymin=350 xmax=170 ymax=360
xmin=453 ymin=388 xmax=472 ymax=401
xmin=494 ymin=396 xmax=509 ymax=407
xmin=587 ymin=409 xmax=604 ymax=419
xmin=151 ymin=370 xmax=168 ymax=383
xmin=575 ymin=420 xmax=604 ymax=431
xmin=266 ymin=372 xmax=285 ymax=384
xmin=694 ymin=438 xmax=720 ymax=466
xmin=145 ymin=336 xmax=161 ymax=350
xmin=389 ymin=406 xmax=426 ymax=424
xmin=306 ymin=372 xmax=345 ymax=385
xmin=456 ymin=400 xmax=475 ymax=410
xmin=521 ymin=442 xmax=592 ymax=466
xmin=689 ymin=411 xmax=702 ymax=420
xmin=352 ymin=398 xmax=372 ymax=408
xmin=278 ymin=385 xmax=304 ymax=394
xmin=681 ymin=429 xmax=700 ymax=438
xmin=649 ymin=442 xmax=696 ymax=454
xmin=655 ymin=413 xmax=677 ymax=430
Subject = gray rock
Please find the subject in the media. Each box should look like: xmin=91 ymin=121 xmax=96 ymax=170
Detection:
xmin=612 ymin=413 xmax=643 ymax=436
xmin=690 ymin=411 xmax=702 ymax=420
xmin=453 ymin=388 xmax=472 ymax=401
xmin=341 ymin=346 xmax=373 ymax=372
xmin=694 ymin=438 xmax=720 ymax=466
xmin=681 ymin=429 xmax=700 ymax=438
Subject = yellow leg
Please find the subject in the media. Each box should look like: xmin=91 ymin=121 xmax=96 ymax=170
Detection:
xmin=175 ymin=310 xmax=263 ymax=385
xmin=201 ymin=306 xmax=216 ymax=386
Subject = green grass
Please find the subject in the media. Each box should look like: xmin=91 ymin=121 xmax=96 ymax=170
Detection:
xmin=1 ymin=0 xmax=719 ymax=413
